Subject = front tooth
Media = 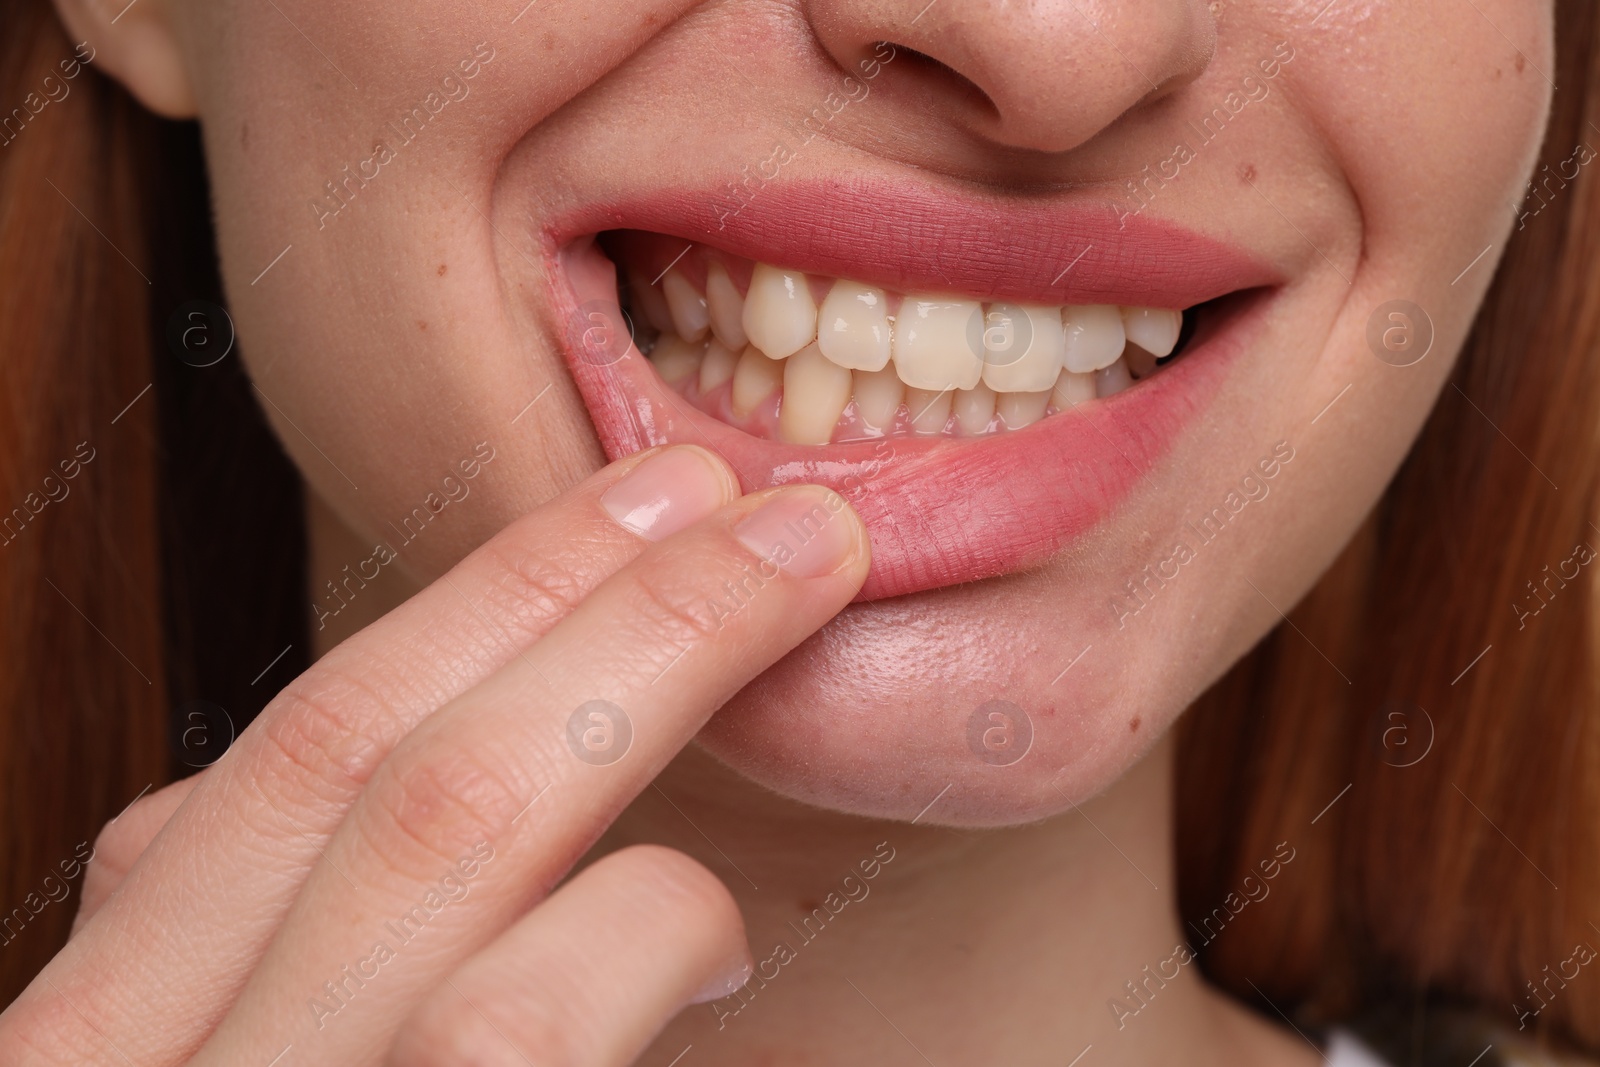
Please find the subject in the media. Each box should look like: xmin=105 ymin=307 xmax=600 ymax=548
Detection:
xmin=652 ymin=334 xmax=704 ymax=385
xmin=741 ymin=263 xmax=817 ymax=360
xmin=779 ymin=343 xmax=852 ymax=445
xmin=731 ymin=344 xmax=785 ymax=417
xmin=997 ymin=390 xmax=1049 ymax=429
xmin=853 ymin=368 xmax=904 ymax=431
xmin=954 ymin=384 xmax=996 ymax=435
xmin=981 ymin=304 xmax=1066 ymax=393
xmin=817 ymin=280 xmax=892 ymax=371
xmin=662 ymin=270 xmax=710 ymax=342
xmin=699 ymin=338 xmax=739 ymax=393
xmin=905 ymin=388 xmax=953 ymax=435
xmin=1050 ymin=369 xmax=1096 ymax=410
xmin=1095 ymin=358 xmax=1133 ymax=398
xmin=1061 ymin=305 xmax=1126 ymax=373
xmin=1120 ymin=307 xmax=1182 ymax=358
xmin=629 ymin=271 xmax=675 ymax=334
xmin=893 ymin=297 xmax=983 ymax=391
xmin=705 ymin=262 xmax=748 ymax=350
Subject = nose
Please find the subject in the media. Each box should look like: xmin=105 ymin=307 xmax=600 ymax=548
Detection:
xmin=802 ymin=0 xmax=1217 ymax=155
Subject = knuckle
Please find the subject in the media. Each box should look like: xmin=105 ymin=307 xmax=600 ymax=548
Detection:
xmin=361 ymin=746 xmax=526 ymax=876
xmin=391 ymin=991 xmax=581 ymax=1067
xmin=615 ymin=566 xmax=724 ymax=649
xmin=253 ymin=671 xmax=396 ymax=808
xmin=476 ymin=536 xmax=592 ymax=629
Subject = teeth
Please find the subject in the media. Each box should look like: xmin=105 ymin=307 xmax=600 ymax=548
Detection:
xmin=779 ymin=343 xmax=852 ymax=445
xmin=997 ymin=390 xmax=1049 ymax=429
xmin=906 ymin=388 xmax=953 ymax=435
xmin=731 ymin=344 xmax=785 ymax=417
xmin=652 ymin=335 xmax=705 ymax=385
xmin=982 ymin=303 xmax=1066 ymax=393
xmin=893 ymin=297 xmax=983 ymax=391
xmin=853 ymin=368 xmax=904 ymax=431
xmin=742 ymin=264 xmax=817 ymax=360
xmin=1061 ymin=305 xmax=1126 ymax=374
xmin=1095 ymin=358 xmax=1133 ymax=398
xmin=1124 ymin=343 xmax=1158 ymax=380
xmin=699 ymin=338 xmax=740 ymax=393
xmin=1050 ymin=369 xmax=1096 ymax=410
xmin=817 ymin=280 xmax=892 ymax=372
xmin=634 ymin=248 xmax=1193 ymax=440
xmin=1120 ymin=307 xmax=1181 ymax=358
xmin=629 ymin=271 xmax=675 ymax=334
xmin=954 ymin=383 xmax=997 ymax=435
xmin=662 ymin=270 xmax=710 ymax=342
xmin=705 ymin=262 xmax=748 ymax=350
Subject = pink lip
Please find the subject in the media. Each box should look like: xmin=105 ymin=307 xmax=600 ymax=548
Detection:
xmin=544 ymin=181 xmax=1279 ymax=601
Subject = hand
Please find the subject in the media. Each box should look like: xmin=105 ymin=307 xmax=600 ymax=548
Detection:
xmin=2 ymin=444 xmax=869 ymax=1065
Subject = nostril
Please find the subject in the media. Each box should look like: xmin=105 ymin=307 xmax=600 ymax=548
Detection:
xmin=876 ymin=41 xmax=1000 ymax=119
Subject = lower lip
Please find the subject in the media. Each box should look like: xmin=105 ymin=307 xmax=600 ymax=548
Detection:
xmin=555 ymin=239 xmax=1264 ymax=601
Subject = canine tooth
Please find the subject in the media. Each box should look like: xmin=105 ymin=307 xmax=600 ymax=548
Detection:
xmin=705 ymin=262 xmax=748 ymax=350
xmin=1050 ymin=369 xmax=1096 ymax=410
xmin=1062 ymin=305 xmax=1126 ymax=373
xmin=906 ymin=388 xmax=953 ymax=435
xmin=741 ymin=263 xmax=817 ymax=360
xmin=818 ymin=280 xmax=892 ymax=371
xmin=893 ymin=297 xmax=983 ymax=391
xmin=1095 ymin=358 xmax=1133 ymax=398
xmin=699 ymin=338 xmax=739 ymax=393
xmin=853 ymin=368 xmax=904 ymax=431
xmin=1120 ymin=307 xmax=1182 ymax=358
xmin=779 ymin=343 xmax=852 ymax=445
xmin=629 ymin=271 xmax=675 ymax=334
xmin=981 ymin=303 xmax=1066 ymax=393
xmin=662 ymin=270 xmax=710 ymax=342
xmin=997 ymin=390 xmax=1049 ymax=429
xmin=652 ymin=334 xmax=704 ymax=385
xmin=954 ymin=384 xmax=996 ymax=435
xmin=731 ymin=344 xmax=785 ymax=417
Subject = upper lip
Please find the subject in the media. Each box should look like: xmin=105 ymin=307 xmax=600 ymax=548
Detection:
xmin=545 ymin=176 xmax=1279 ymax=308
xmin=543 ymin=176 xmax=1281 ymax=601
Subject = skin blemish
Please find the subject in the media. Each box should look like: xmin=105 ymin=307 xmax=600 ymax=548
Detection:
xmin=798 ymin=898 xmax=819 ymax=914
xmin=1129 ymin=717 xmax=1142 ymax=732
xmin=1516 ymin=54 xmax=1526 ymax=74
xmin=437 ymin=264 xmax=447 ymax=276
xmin=1240 ymin=163 xmax=1258 ymax=184
xmin=417 ymin=320 xmax=428 ymax=331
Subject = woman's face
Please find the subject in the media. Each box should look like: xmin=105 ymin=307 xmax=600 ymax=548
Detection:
xmin=156 ymin=0 xmax=1549 ymax=823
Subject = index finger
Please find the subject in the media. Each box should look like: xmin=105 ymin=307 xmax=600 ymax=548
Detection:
xmin=196 ymin=486 xmax=868 ymax=1064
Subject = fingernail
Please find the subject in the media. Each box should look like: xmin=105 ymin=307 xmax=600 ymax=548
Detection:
xmin=601 ymin=447 xmax=734 ymax=542
xmin=689 ymin=955 xmax=754 ymax=1005
xmin=734 ymin=487 xmax=862 ymax=578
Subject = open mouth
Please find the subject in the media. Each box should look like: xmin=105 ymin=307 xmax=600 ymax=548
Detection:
xmin=606 ymin=229 xmax=1199 ymax=444
xmin=546 ymin=182 xmax=1278 ymax=600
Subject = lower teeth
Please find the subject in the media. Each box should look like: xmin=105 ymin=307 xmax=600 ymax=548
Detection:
xmin=639 ymin=329 xmax=1160 ymax=445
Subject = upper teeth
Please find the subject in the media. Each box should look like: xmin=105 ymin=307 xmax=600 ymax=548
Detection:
xmin=645 ymin=253 xmax=1186 ymax=443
